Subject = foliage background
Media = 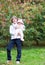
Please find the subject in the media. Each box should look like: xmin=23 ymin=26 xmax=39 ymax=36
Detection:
xmin=0 ymin=0 xmax=45 ymax=47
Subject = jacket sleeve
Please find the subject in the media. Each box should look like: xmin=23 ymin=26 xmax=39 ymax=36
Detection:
xmin=9 ymin=25 xmax=15 ymax=35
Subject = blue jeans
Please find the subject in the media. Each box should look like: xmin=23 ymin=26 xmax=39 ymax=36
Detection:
xmin=7 ymin=39 xmax=22 ymax=61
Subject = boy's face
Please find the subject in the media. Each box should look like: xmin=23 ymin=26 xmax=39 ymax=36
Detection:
xmin=13 ymin=18 xmax=17 ymax=24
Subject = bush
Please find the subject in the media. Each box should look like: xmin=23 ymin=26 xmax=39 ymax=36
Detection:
xmin=0 ymin=1 xmax=45 ymax=47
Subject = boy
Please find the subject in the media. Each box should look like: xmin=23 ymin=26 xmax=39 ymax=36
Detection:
xmin=7 ymin=16 xmax=22 ymax=64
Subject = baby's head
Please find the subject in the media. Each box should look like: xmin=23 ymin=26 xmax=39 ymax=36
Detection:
xmin=17 ymin=19 xmax=24 ymax=25
xmin=11 ymin=16 xmax=18 ymax=24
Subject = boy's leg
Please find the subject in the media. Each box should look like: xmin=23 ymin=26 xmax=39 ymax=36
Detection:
xmin=16 ymin=39 xmax=22 ymax=61
xmin=7 ymin=39 xmax=15 ymax=60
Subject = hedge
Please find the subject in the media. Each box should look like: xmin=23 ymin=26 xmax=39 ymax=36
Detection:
xmin=0 ymin=1 xmax=45 ymax=47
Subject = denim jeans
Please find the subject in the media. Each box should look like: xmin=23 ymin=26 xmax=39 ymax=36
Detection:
xmin=7 ymin=39 xmax=22 ymax=61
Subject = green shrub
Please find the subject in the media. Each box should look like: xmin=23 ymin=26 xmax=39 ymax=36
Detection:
xmin=0 ymin=1 xmax=45 ymax=47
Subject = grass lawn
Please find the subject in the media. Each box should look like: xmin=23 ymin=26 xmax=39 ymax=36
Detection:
xmin=0 ymin=46 xmax=45 ymax=65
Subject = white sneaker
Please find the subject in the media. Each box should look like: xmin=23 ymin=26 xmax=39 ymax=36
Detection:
xmin=16 ymin=61 xmax=20 ymax=64
xmin=7 ymin=60 xmax=12 ymax=64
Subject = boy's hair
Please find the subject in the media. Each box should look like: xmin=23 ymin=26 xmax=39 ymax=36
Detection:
xmin=11 ymin=16 xmax=18 ymax=23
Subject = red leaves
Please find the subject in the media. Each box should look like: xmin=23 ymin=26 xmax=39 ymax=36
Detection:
xmin=26 ymin=19 xmax=32 ymax=24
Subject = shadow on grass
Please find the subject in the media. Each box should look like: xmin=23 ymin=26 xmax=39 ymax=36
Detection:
xmin=22 ymin=45 xmax=45 ymax=50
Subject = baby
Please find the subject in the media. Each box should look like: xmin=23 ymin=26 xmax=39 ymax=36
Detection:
xmin=16 ymin=19 xmax=25 ymax=41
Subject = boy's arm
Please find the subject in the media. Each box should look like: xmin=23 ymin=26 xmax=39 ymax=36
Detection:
xmin=14 ymin=24 xmax=19 ymax=29
xmin=9 ymin=25 xmax=15 ymax=35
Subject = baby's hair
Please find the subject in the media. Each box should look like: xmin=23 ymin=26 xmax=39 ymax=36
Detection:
xmin=11 ymin=16 xmax=18 ymax=23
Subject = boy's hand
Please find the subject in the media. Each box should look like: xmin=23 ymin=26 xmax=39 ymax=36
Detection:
xmin=17 ymin=33 xmax=21 ymax=36
xmin=15 ymin=27 xmax=17 ymax=29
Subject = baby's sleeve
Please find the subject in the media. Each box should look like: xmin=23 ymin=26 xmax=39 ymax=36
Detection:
xmin=21 ymin=25 xmax=25 ymax=31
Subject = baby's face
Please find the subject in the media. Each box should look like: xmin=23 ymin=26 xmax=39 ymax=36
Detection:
xmin=17 ymin=22 xmax=23 ymax=25
xmin=13 ymin=18 xmax=17 ymax=24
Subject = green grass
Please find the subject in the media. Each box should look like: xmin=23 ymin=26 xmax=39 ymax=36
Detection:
xmin=0 ymin=46 xmax=45 ymax=65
